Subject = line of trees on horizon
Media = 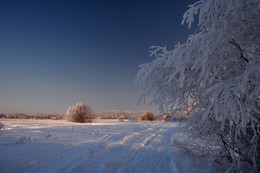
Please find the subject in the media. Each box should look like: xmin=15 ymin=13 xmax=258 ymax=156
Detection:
xmin=1 ymin=102 xmax=184 ymax=122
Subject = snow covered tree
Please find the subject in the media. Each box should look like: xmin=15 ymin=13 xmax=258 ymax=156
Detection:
xmin=135 ymin=0 xmax=260 ymax=171
xmin=66 ymin=102 xmax=93 ymax=123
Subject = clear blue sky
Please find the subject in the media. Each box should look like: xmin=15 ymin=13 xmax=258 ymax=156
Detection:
xmin=0 ymin=0 xmax=196 ymax=114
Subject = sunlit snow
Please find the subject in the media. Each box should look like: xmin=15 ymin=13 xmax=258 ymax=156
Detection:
xmin=0 ymin=119 xmax=208 ymax=173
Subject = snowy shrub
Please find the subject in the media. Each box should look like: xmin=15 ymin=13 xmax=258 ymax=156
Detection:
xmin=135 ymin=0 xmax=260 ymax=172
xmin=66 ymin=102 xmax=93 ymax=123
xmin=117 ymin=115 xmax=124 ymax=122
xmin=139 ymin=112 xmax=156 ymax=121
xmin=163 ymin=114 xmax=172 ymax=122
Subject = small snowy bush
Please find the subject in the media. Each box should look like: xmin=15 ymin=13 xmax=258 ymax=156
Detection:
xmin=66 ymin=102 xmax=93 ymax=123
xmin=139 ymin=112 xmax=156 ymax=121
xmin=163 ymin=114 xmax=172 ymax=122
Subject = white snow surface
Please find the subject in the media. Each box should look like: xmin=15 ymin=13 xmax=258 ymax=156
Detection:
xmin=0 ymin=119 xmax=207 ymax=173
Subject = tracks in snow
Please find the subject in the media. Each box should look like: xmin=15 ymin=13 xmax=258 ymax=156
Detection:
xmin=95 ymin=122 xmax=178 ymax=173
xmin=0 ymin=120 xmax=182 ymax=173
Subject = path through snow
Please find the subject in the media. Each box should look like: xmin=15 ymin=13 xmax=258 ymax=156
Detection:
xmin=0 ymin=119 xmax=207 ymax=173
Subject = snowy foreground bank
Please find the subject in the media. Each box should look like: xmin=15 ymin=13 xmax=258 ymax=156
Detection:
xmin=0 ymin=119 xmax=209 ymax=173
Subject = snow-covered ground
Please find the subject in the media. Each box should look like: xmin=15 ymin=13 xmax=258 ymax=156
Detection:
xmin=0 ymin=119 xmax=208 ymax=173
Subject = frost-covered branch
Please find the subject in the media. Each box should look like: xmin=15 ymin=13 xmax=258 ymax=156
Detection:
xmin=135 ymin=0 xmax=260 ymax=172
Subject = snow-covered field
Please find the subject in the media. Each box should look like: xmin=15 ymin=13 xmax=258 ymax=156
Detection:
xmin=0 ymin=119 xmax=208 ymax=173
